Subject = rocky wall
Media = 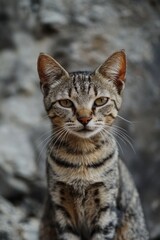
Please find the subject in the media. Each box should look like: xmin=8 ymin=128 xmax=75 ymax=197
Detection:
xmin=0 ymin=0 xmax=160 ymax=239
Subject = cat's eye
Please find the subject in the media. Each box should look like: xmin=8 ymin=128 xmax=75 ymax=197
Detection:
xmin=58 ymin=99 xmax=73 ymax=108
xmin=94 ymin=97 xmax=109 ymax=107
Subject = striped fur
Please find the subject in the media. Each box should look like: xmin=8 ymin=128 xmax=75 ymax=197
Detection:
xmin=37 ymin=51 xmax=149 ymax=240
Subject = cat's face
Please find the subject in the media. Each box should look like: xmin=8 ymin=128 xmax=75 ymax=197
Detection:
xmin=37 ymin=51 xmax=126 ymax=139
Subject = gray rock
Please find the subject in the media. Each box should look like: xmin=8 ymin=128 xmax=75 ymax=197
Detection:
xmin=0 ymin=196 xmax=40 ymax=240
xmin=0 ymin=196 xmax=24 ymax=240
xmin=0 ymin=95 xmax=44 ymax=127
xmin=19 ymin=218 xmax=39 ymax=240
xmin=0 ymin=166 xmax=29 ymax=199
xmin=0 ymin=124 xmax=36 ymax=177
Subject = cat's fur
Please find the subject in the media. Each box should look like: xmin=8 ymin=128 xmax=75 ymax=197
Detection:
xmin=37 ymin=50 xmax=149 ymax=240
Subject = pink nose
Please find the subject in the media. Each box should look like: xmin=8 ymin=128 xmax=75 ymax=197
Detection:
xmin=77 ymin=116 xmax=92 ymax=126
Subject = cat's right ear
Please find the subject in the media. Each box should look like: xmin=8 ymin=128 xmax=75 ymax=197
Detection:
xmin=37 ymin=53 xmax=69 ymax=95
xmin=94 ymin=50 xmax=126 ymax=94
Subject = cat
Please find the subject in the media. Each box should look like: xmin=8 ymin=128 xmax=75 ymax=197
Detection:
xmin=37 ymin=50 xmax=149 ymax=240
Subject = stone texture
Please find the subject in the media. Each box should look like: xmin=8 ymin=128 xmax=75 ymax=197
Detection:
xmin=0 ymin=0 xmax=160 ymax=239
xmin=0 ymin=124 xmax=36 ymax=177
xmin=0 ymin=196 xmax=39 ymax=240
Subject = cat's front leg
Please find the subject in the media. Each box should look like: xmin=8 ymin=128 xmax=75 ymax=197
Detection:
xmin=91 ymin=206 xmax=118 ymax=240
xmin=54 ymin=205 xmax=80 ymax=240
xmin=56 ymin=232 xmax=80 ymax=240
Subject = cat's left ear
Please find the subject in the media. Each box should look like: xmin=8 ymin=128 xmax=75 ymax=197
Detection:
xmin=37 ymin=53 xmax=69 ymax=95
xmin=95 ymin=50 xmax=126 ymax=94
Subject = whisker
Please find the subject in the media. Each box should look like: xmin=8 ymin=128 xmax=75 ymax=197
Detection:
xmin=112 ymin=124 xmax=128 ymax=133
xmin=36 ymin=126 xmax=63 ymax=145
xmin=110 ymin=127 xmax=136 ymax=154
xmin=36 ymin=136 xmax=52 ymax=163
xmin=101 ymin=127 xmax=124 ymax=155
xmin=41 ymin=114 xmax=50 ymax=120
xmin=110 ymin=128 xmax=128 ymax=146
xmin=56 ymin=129 xmax=69 ymax=154
xmin=36 ymin=129 xmax=53 ymax=145
xmin=104 ymin=128 xmax=124 ymax=153
xmin=37 ymin=127 xmax=65 ymax=163
xmin=111 ymin=125 xmax=134 ymax=142
xmin=50 ymin=128 xmax=68 ymax=156
xmin=99 ymin=129 xmax=107 ymax=143
xmin=111 ymin=126 xmax=134 ymax=144
xmin=117 ymin=115 xmax=136 ymax=124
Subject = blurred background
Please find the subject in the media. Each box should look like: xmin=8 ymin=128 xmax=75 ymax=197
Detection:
xmin=0 ymin=0 xmax=160 ymax=239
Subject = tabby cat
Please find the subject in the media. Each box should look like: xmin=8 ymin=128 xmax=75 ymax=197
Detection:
xmin=37 ymin=50 xmax=149 ymax=240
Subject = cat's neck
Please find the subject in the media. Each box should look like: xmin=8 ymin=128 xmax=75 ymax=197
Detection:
xmin=49 ymin=127 xmax=116 ymax=154
xmin=48 ymin=128 xmax=118 ymax=187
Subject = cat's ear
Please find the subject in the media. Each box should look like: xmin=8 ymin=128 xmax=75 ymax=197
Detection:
xmin=37 ymin=53 xmax=69 ymax=95
xmin=95 ymin=50 xmax=126 ymax=94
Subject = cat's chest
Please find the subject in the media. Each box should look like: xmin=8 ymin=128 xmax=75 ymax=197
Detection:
xmin=52 ymin=182 xmax=108 ymax=222
xmin=49 ymin=162 xmax=102 ymax=188
xmin=48 ymin=143 xmax=118 ymax=185
xmin=52 ymin=181 xmax=115 ymax=235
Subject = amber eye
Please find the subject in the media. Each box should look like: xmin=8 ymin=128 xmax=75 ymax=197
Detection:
xmin=94 ymin=97 xmax=108 ymax=107
xmin=58 ymin=99 xmax=73 ymax=108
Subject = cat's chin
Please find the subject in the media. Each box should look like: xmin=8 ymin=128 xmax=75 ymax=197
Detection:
xmin=70 ymin=129 xmax=101 ymax=139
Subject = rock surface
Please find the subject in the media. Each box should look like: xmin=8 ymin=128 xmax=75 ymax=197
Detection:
xmin=0 ymin=0 xmax=160 ymax=239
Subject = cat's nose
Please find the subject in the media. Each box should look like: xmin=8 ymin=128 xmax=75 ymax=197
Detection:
xmin=77 ymin=116 xmax=92 ymax=126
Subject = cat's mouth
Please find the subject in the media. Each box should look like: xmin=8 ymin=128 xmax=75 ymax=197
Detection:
xmin=70 ymin=126 xmax=101 ymax=139
xmin=77 ymin=126 xmax=94 ymax=132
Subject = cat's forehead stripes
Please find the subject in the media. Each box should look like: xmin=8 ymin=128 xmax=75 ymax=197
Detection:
xmin=69 ymin=72 xmax=97 ymax=96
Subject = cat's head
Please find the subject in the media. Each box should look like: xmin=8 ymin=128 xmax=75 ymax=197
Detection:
xmin=37 ymin=50 xmax=126 ymax=139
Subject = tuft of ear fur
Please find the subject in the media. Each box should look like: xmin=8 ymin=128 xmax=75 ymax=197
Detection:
xmin=95 ymin=50 xmax=126 ymax=94
xmin=37 ymin=53 xmax=69 ymax=95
